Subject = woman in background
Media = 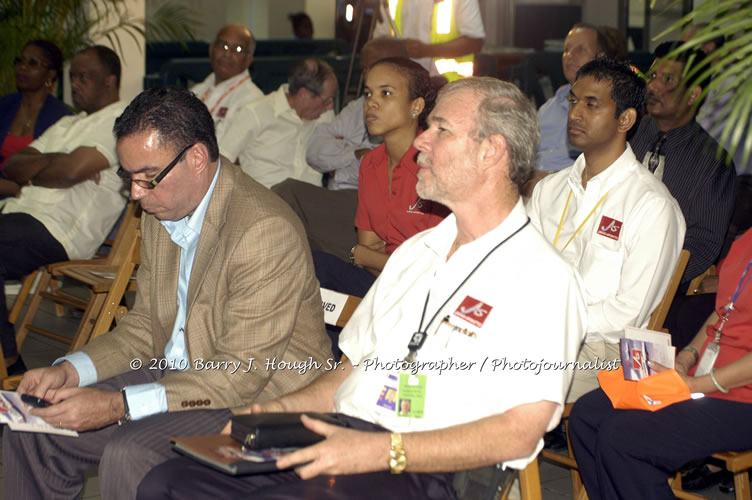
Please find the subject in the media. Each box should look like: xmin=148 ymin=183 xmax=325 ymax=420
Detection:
xmin=0 ymin=40 xmax=71 ymax=195
xmin=314 ymin=57 xmax=449 ymax=298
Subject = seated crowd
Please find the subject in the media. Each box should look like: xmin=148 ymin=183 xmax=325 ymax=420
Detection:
xmin=0 ymin=11 xmax=748 ymax=500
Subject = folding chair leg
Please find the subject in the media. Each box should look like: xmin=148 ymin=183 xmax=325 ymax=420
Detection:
xmin=14 ymin=271 xmax=53 ymax=350
xmin=518 ymin=458 xmax=542 ymax=500
xmin=735 ymin=471 xmax=751 ymax=500
xmin=8 ymin=271 xmax=38 ymax=324
xmin=69 ymin=293 xmax=107 ymax=351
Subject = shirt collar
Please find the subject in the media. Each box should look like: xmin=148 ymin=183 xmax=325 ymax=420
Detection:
xmin=209 ymin=71 xmax=249 ymax=92
xmin=273 ymin=83 xmax=300 ymax=121
xmin=566 ymin=144 xmax=638 ymax=196
xmin=424 ymin=198 xmax=529 ymax=258
xmin=161 ymin=158 xmax=222 ymax=248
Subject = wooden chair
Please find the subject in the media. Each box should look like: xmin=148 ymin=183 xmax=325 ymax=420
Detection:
xmin=540 ymin=249 xmax=691 ymax=497
xmin=1 ymin=202 xmax=141 ymax=381
xmin=647 ymin=249 xmax=691 ymax=332
xmin=7 ymin=271 xmax=39 ymax=325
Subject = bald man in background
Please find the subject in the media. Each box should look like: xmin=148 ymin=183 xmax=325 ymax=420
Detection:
xmin=191 ymin=24 xmax=263 ymax=160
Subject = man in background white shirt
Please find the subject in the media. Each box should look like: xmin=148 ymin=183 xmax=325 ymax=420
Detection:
xmin=1 ymin=45 xmax=128 ymax=374
xmin=191 ymin=24 xmax=263 ymax=160
xmin=227 ymin=58 xmax=337 ymax=188
xmin=528 ymin=58 xmax=685 ymax=401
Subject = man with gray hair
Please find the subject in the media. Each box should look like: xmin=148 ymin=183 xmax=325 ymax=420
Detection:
xmin=223 ymin=58 xmax=337 ymax=187
xmin=137 ymin=77 xmax=586 ymax=499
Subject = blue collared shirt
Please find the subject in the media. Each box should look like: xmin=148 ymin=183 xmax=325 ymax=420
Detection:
xmin=62 ymin=160 xmax=222 ymax=420
xmin=535 ymin=84 xmax=581 ymax=173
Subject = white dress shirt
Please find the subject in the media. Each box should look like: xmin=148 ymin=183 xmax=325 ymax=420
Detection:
xmin=227 ymin=84 xmax=334 ymax=189
xmin=528 ymin=144 xmax=686 ymax=345
xmin=3 ymin=101 xmax=129 ymax=260
xmin=336 ymin=199 xmax=587 ymax=469
xmin=191 ymin=71 xmax=263 ymax=161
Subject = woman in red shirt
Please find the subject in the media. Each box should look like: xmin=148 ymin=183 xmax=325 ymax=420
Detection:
xmin=569 ymin=228 xmax=752 ymax=499
xmin=314 ymin=57 xmax=448 ymax=298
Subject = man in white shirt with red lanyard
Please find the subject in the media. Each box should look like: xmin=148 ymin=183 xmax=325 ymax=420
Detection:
xmin=137 ymin=76 xmax=587 ymax=500
xmin=528 ymin=57 xmax=686 ymax=402
xmin=191 ymin=24 xmax=263 ymax=160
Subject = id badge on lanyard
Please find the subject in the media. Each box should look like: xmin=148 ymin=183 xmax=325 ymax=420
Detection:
xmin=696 ymin=259 xmax=752 ymax=377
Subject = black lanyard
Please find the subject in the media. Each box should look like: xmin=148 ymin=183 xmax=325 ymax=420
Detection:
xmin=404 ymin=217 xmax=530 ymax=362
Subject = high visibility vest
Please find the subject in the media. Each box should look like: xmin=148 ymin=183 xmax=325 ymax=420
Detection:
xmin=391 ymin=0 xmax=474 ymax=81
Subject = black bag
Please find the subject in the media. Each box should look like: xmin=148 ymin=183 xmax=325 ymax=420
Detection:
xmin=230 ymin=413 xmax=345 ymax=450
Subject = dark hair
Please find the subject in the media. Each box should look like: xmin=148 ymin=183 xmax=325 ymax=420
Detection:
xmin=653 ymin=40 xmax=711 ymax=109
xmin=572 ymin=23 xmax=609 ymax=56
xmin=25 ymin=40 xmax=64 ymax=81
xmin=370 ymin=57 xmax=436 ymax=130
xmin=288 ymin=12 xmax=313 ymax=37
xmin=599 ymin=26 xmax=628 ymax=60
xmin=288 ymin=58 xmax=336 ymax=97
xmin=81 ymin=45 xmax=122 ymax=89
xmin=576 ymin=57 xmax=646 ymax=138
xmin=113 ymin=87 xmax=219 ymax=161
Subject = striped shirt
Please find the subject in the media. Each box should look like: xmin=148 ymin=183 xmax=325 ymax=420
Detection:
xmin=630 ymin=115 xmax=737 ymax=282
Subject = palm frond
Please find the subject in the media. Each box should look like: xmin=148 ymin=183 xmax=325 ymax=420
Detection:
xmin=0 ymin=0 xmax=198 ymax=96
xmin=650 ymin=0 xmax=752 ymax=168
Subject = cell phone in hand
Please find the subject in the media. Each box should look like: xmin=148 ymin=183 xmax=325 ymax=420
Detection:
xmin=20 ymin=393 xmax=52 ymax=408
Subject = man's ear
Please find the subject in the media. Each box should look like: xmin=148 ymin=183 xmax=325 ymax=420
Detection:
xmin=104 ymin=74 xmax=117 ymax=91
xmin=480 ymin=134 xmax=507 ymax=169
xmin=617 ymin=108 xmax=637 ymax=134
xmin=189 ymin=142 xmax=211 ymax=175
xmin=686 ymin=85 xmax=702 ymax=107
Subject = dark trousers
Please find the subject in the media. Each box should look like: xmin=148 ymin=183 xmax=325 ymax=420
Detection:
xmin=3 ymin=367 xmax=231 ymax=500
xmin=272 ymin=179 xmax=358 ymax=262
xmin=569 ymin=388 xmax=752 ymax=500
xmin=313 ymin=251 xmax=376 ymax=299
xmin=0 ymin=212 xmax=68 ymax=358
xmin=137 ymin=415 xmax=457 ymax=500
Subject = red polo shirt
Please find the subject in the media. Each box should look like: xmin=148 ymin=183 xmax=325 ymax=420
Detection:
xmin=355 ymin=142 xmax=449 ymax=254
xmin=691 ymin=228 xmax=752 ymax=403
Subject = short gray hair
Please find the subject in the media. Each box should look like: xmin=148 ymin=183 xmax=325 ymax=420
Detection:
xmin=438 ymin=77 xmax=539 ymax=191
xmin=288 ymin=58 xmax=337 ymax=97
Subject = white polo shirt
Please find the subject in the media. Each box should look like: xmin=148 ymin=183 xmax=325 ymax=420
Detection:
xmin=191 ymin=71 xmax=263 ymax=160
xmin=335 ymin=199 xmax=587 ymax=469
xmin=227 ymin=84 xmax=334 ymax=188
xmin=3 ymin=101 xmax=128 ymax=260
xmin=528 ymin=144 xmax=686 ymax=345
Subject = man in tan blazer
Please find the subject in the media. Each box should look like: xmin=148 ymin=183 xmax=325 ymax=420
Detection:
xmin=4 ymin=87 xmax=332 ymax=499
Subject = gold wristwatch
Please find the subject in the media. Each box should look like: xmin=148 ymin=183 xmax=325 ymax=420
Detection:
xmin=389 ymin=432 xmax=407 ymax=474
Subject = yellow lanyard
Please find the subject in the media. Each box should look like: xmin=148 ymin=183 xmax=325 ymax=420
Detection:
xmin=553 ymin=188 xmax=610 ymax=252
xmin=200 ymin=74 xmax=251 ymax=115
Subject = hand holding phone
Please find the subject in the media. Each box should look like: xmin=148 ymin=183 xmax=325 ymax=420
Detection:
xmin=20 ymin=393 xmax=52 ymax=408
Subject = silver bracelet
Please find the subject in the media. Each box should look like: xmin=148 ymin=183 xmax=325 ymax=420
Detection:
xmin=710 ymin=368 xmax=729 ymax=394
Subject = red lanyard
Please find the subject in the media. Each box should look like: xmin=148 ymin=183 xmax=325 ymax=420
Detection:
xmin=200 ymin=75 xmax=251 ymax=115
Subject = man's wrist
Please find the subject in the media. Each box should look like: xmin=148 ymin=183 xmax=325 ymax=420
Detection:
xmin=60 ymin=360 xmax=81 ymax=387
xmin=116 ymin=388 xmax=131 ymax=425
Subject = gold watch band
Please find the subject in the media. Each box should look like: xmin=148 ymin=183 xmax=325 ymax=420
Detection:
xmin=389 ymin=432 xmax=407 ymax=474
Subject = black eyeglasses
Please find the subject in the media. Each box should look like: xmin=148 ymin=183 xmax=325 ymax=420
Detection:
xmin=118 ymin=144 xmax=193 ymax=190
xmin=14 ymin=56 xmax=50 ymax=70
